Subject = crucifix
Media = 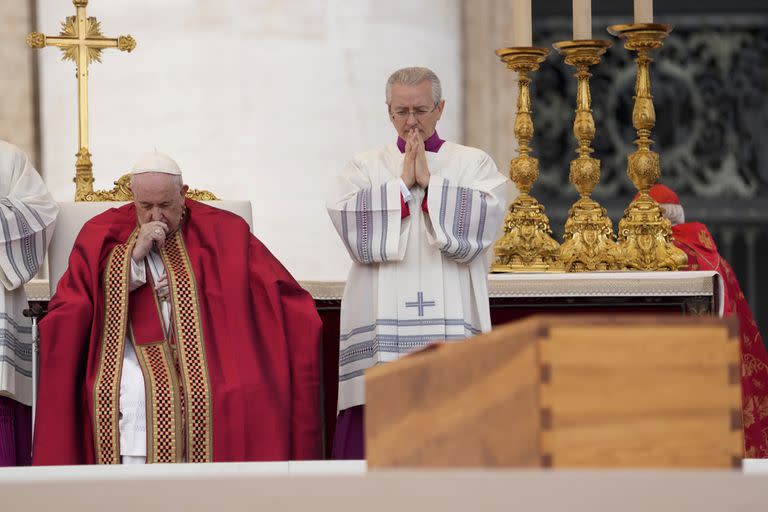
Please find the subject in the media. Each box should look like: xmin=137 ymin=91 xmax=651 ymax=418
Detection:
xmin=405 ymin=292 xmax=436 ymax=317
xmin=27 ymin=0 xmax=136 ymax=201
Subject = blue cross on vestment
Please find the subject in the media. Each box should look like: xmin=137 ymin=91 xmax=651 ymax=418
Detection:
xmin=405 ymin=291 xmax=436 ymax=317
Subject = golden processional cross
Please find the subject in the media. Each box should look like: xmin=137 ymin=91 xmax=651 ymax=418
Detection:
xmin=26 ymin=0 xmax=136 ymax=201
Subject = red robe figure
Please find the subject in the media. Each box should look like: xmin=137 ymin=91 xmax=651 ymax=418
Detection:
xmin=34 ymin=152 xmax=322 ymax=464
xmin=648 ymin=184 xmax=768 ymax=458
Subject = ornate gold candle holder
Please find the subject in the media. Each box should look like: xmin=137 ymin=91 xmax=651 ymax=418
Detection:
xmin=607 ymin=23 xmax=687 ymax=271
xmin=553 ymin=39 xmax=618 ymax=272
xmin=492 ymin=47 xmax=562 ymax=272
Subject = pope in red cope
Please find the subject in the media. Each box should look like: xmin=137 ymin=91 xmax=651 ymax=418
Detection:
xmin=34 ymin=152 xmax=322 ymax=464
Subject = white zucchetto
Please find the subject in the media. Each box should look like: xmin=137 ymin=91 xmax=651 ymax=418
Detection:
xmin=131 ymin=151 xmax=182 ymax=176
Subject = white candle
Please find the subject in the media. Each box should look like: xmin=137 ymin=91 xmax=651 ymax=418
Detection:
xmin=512 ymin=0 xmax=532 ymax=46
xmin=634 ymin=0 xmax=653 ymax=23
xmin=573 ymin=0 xmax=591 ymax=40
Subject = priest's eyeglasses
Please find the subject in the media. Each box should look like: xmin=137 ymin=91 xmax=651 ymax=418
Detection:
xmin=390 ymin=103 xmax=439 ymax=119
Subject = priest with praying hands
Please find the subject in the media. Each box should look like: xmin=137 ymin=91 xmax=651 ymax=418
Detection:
xmin=33 ymin=152 xmax=323 ymax=465
xmin=327 ymin=67 xmax=510 ymax=458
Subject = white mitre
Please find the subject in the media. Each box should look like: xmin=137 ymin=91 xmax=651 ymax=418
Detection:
xmin=131 ymin=151 xmax=182 ymax=175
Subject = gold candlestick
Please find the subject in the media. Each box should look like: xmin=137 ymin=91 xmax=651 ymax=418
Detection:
xmin=553 ymin=39 xmax=618 ymax=272
xmin=492 ymin=47 xmax=562 ymax=273
xmin=607 ymin=23 xmax=687 ymax=271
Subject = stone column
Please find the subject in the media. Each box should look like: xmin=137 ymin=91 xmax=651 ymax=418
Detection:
xmin=0 ymin=0 xmax=39 ymax=170
xmin=462 ymin=0 xmax=519 ymax=177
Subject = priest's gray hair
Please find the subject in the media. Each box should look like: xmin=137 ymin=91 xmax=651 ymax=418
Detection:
xmin=130 ymin=172 xmax=184 ymax=191
xmin=385 ymin=67 xmax=442 ymax=105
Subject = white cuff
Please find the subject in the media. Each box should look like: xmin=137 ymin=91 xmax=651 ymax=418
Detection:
xmin=399 ymin=178 xmax=413 ymax=203
xmin=129 ymin=257 xmax=147 ymax=292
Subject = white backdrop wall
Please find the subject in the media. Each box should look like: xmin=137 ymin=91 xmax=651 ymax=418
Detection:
xmin=37 ymin=0 xmax=462 ymax=281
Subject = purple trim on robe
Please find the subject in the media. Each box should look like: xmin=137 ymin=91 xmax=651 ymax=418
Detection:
xmin=331 ymin=404 xmax=365 ymax=460
xmin=396 ymin=131 xmax=445 ymax=154
xmin=0 ymin=396 xmax=32 ymax=466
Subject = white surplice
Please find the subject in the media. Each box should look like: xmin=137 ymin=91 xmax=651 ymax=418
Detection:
xmin=0 ymin=141 xmax=58 ymax=406
xmin=327 ymin=141 xmax=509 ymax=411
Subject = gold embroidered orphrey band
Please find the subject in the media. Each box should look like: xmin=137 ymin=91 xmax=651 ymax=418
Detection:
xmin=92 ymin=230 xmax=213 ymax=463
xmin=133 ymin=326 xmax=184 ymax=463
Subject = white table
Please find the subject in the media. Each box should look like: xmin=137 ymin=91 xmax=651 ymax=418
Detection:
xmin=1 ymin=461 xmax=766 ymax=512
xmin=27 ymin=271 xmax=723 ymax=312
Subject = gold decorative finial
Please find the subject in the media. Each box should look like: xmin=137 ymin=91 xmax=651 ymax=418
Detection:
xmin=607 ymin=23 xmax=687 ymax=270
xmin=26 ymin=32 xmax=46 ymax=48
xmin=554 ymin=39 xmax=618 ymax=272
xmin=492 ymin=47 xmax=562 ymax=272
xmin=118 ymin=35 xmax=136 ymax=52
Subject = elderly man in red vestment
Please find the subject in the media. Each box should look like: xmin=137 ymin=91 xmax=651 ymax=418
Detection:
xmin=647 ymin=184 xmax=768 ymax=458
xmin=33 ymin=152 xmax=322 ymax=464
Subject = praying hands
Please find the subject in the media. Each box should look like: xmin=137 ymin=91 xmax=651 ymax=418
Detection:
xmin=402 ymin=128 xmax=430 ymax=189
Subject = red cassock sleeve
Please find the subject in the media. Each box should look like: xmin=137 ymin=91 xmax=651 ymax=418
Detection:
xmin=400 ymin=194 xmax=410 ymax=219
xmin=400 ymin=190 xmax=429 ymax=219
xmin=248 ymin=238 xmax=323 ymax=460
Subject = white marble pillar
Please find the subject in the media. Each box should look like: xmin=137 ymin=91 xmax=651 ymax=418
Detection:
xmin=0 ymin=0 xmax=38 ymax=168
xmin=462 ymin=0 xmax=521 ymax=255
xmin=462 ymin=0 xmax=520 ymax=190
